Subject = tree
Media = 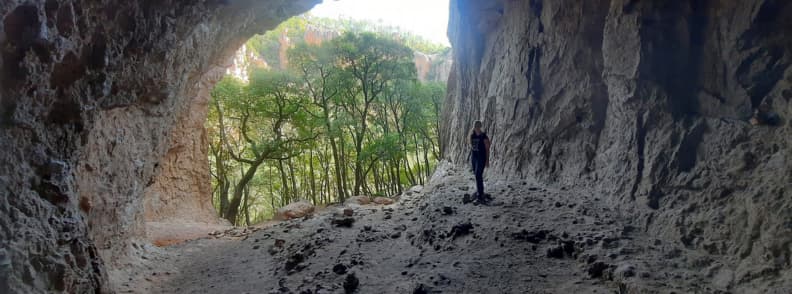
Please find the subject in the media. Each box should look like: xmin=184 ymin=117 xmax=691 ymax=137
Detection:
xmin=208 ymin=70 xmax=312 ymax=225
xmin=208 ymin=27 xmax=446 ymax=223
xmin=289 ymin=42 xmax=351 ymax=201
xmin=330 ymin=32 xmax=416 ymax=195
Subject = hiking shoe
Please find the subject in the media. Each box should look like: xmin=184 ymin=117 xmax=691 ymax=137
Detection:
xmin=474 ymin=193 xmax=490 ymax=205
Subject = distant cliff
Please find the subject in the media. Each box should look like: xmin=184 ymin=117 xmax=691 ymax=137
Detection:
xmin=231 ymin=20 xmax=453 ymax=83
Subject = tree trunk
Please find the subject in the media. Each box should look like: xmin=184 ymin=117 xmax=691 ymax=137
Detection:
xmin=269 ymin=166 xmax=276 ymax=215
xmin=224 ymin=156 xmax=266 ymax=225
xmin=423 ymin=137 xmax=432 ymax=179
xmin=287 ymin=156 xmax=298 ymax=201
xmin=322 ymin=146 xmax=332 ymax=203
xmin=404 ymin=156 xmax=417 ymax=186
xmin=309 ymin=150 xmax=318 ymax=205
xmin=243 ymin=183 xmax=251 ymax=226
xmin=277 ymin=159 xmax=290 ymax=206
xmin=414 ymin=133 xmax=424 ymax=185
xmin=339 ymin=135 xmax=350 ymax=196
xmin=328 ymin=136 xmax=345 ymax=201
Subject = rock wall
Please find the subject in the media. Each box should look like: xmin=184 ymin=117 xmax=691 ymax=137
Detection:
xmin=443 ymin=0 xmax=792 ymax=289
xmin=0 ymin=0 xmax=318 ymax=292
xmin=414 ymin=50 xmax=453 ymax=82
xmin=142 ymin=63 xmax=229 ymax=226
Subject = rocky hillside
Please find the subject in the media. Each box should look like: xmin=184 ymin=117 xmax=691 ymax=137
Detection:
xmin=442 ymin=0 xmax=792 ymax=289
xmin=233 ymin=21 xmax=453 ymax=82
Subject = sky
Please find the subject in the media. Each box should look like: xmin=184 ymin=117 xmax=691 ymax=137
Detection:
xmin=309 ymin=0 xmax=451 ymax=45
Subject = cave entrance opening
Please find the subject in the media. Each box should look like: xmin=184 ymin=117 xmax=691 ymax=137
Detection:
xmin=143 ymin=3 xmax=453 ymax=243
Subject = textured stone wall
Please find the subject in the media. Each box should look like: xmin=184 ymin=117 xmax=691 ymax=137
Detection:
xmin=443 ymin=0 xmax=791 ymax=288
xmin=142 ymin=63 xmax=229 ymax=226
xmin=0 ymin=0 xmax=318 ymax=292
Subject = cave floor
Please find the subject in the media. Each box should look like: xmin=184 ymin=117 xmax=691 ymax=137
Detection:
xmin=116 ymin=164 xmax=732 ymax=294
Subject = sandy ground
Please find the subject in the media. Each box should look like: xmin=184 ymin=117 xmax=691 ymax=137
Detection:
xmin=118 ymin=163 xmax=787 ymax=293
xmin=146 ymin=222 xmax=234 ymax=247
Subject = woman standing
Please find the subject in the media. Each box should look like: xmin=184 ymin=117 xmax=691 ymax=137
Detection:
xmin=469 ymin=120 xmax=491 ymax=202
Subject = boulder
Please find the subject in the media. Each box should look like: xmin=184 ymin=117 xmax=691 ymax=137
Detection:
xmin=405 ymin=185 xmax=423 ymax=195
xmin=274 ymin=201 xmax=315 ymax=220
xmin=344 ymin=195 xmax=371 ymax=206
xmin=372 ymin=197 xmax=395 ymax=205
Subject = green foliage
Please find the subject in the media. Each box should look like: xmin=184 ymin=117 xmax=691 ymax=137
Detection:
xmin=245 ymin=15 xmax=450 ymax=69
xmin=361 ymin=133 xmax=402 ymax=162
xmin=210 ymin=29 xmax=446 ymax=225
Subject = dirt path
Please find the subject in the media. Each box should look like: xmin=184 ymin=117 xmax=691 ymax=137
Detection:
xmin=122 ymin=164 xmax=738 ymax=293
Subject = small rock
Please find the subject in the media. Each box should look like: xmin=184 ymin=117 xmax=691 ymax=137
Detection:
xmin=587 ymin=261 xmax=610 ymax=278
xmin=333 ymin=264 xmax=348 ymax=275
xmin=449 ymin=222 xmax=474 ymax=239
xmin=442 ymin=206 xmax=454 ymax=215
xmin=332 ymin=217 xmax=355 ymax=227
xmin=391 ymin=231 xmax=402 ymax=239
xmin=546 ymin=245 xmax=565 ymax=259
xmin=343 ymin=208 xmax=354 ymax=216
xmin=614 ymin=263 xmax=636 ymax=279
xmin=343 ymin=273 xmax=359 ymax=293
xmin=511 ymin=229 xmax=549 ymax=243
xmin=284 ymin=253 xmax=305 ymax=272
xmin=413 ymin=283 xmax=430 ymax=294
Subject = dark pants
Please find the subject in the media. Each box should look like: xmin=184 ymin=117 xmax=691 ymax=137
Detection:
xmin=471 ymin=153 xmax=486 ymax=197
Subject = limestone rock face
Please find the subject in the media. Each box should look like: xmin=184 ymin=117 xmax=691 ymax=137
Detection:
xmin=414 ymin=50 xmax=453 ymax=82
xmin=443 ymin=0 xmax=792 ymax=288
xmin=0 ymin=0 xmax=318 ymax=292
xmin=304 ymin=24 xmax=341 ymax=45
xmin=142 ymin=63 xmax=229 ymax=226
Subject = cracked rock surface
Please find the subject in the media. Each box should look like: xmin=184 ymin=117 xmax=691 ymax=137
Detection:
xmin=442 ymin=0 xmax=792 ymax=291
xmin=0 ymin=0 xmax=318 ymax=292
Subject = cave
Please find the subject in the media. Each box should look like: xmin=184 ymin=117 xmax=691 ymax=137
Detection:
xmin=1 ymin=0 xmax=791 ymax=293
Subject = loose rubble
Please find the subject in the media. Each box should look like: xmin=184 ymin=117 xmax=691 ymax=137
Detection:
xmin=127 ymin=166 xmax=791 ymax=293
